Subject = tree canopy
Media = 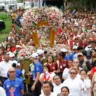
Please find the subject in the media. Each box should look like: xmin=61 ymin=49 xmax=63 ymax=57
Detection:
xmin=67 ymin=0 xmax=96 ymax=11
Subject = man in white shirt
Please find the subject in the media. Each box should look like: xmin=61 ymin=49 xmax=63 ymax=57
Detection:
xmin=63 ymin=68 xmax=84 ymax=96
xmin=53 ymin=75 xmax=63 ymax=95
xmin=40 ymin=81 xmax=55 ymax=96
xmin=0 ymin=54 xmax=13 ymax=84
xmin=0 ymin=86 xmax=6 ymax=96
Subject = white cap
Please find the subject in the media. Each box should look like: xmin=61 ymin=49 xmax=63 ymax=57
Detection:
xmin=85 ymin=45 xmax=92 ymax=51
xmin=73 ymin=45 xmax=78 ymax=50
xmin=37 ymin=49 xmax=44 ymax=55
xmin=31 ymin=53 xmax=39 ymax=58
xmin=16 ymin=45 xmax=22 ymax=48
xmin=60 ymin=48 xmax=67 ymax=52
xmin=17 ymin=63 xmax=20 ymax=66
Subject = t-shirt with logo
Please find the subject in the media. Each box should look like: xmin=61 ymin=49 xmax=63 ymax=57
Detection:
xmin=3 ymin=78 xmax=24 ymax=96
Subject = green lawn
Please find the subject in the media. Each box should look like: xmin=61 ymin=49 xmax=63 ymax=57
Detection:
xmin=0 ymin=12 xmax=12 ymax=33
xmin=0 ymin=33 xmax=9 ymax=42
xmin=0 ymin=12 xmax=12 ymax=42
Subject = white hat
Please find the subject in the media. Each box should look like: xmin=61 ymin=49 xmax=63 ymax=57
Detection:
xmin=17 ymin=63 xmax=20 ymax=66
xmin=73 ymin=45 xmax=78 ymax=50
xmin=85 ymin=45 xmax=92 ymax=51
xmin=37 ymin=49 xmax=44 ymax=55
xmin=31 ymin=53 xmax=39 ymax=58
xmin=60 ymin=48 xmax=67 ymax=52
xmin=16 ymin=45 xmax=22 ymax=48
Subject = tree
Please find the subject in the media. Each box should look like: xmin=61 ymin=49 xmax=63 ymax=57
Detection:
xmin=17 ymin=0 xmax=23 ymax=3
xmin=66 ymin=0 xmax=96 ymax=11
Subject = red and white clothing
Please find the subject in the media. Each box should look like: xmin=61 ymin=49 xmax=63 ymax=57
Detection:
xmin=40 ymin=72 xmax=55 ymax=81
xmin=67 ymin=39 xmax=75 ymax=50
xmin=57 ymin=60 xmax=68 ymax=72
xmin=47 ymin=63 xmax=58 ymax=72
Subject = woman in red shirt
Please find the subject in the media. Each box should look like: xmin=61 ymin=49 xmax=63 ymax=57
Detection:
xmin=44 ymin=55 xmax=58 ymax=73
xmin=6 ymin=44 xmax=12 ymax=52
xmin=56 ymin=52 xmax=68 ymax=78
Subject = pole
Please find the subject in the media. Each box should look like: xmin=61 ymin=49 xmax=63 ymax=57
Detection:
xmin=39 ymin=0 xmax=40 ymax=8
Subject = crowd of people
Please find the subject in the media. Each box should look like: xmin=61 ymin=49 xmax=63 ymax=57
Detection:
xmin=0 ymin=7 xmax=96 ymax=96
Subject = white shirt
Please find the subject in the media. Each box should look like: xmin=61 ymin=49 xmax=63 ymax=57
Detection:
xmin=62 ymin=68 xmax=70 ymax=79
xmin=40 ymin=92 xmax=55 ymax=96
xmin=81 ymin=78 xmax=91 ymax=96
xmin=62 ymin=68 xmax=80 ymax=80
xmin=63 ymin=77 xmax=84 ymax=96
xmin=0 ymin=87 xmax=6 ymax=96
xmin=53 ymin=83 xmax=63 ymax=95
xmin=10 ymin=60 xmax=18 ymax=65
xmin=0 ymin=61 xmax=13 ymax=77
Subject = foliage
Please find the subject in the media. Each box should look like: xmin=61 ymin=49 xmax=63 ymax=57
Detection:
xmin=17 ymin=0 xmax=23 ymax=3
xmin=67 ymin=0 xmax=96 ymax=10
xmin=0 ymin=33 xmax=9 ymax=42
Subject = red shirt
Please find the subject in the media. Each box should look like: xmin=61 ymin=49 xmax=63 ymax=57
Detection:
xmin=57 ymin=60 xmax=67 ymax=72
xmin=44 ymin=73 xmax=51 ymax=81
xmin=11 ymin=46 xmax=16 ymax=52
xmin=67 ymin=40 xmax=75 ymax=50
xmin=92 ymin=67 xmax=96 ymax=75
xmin=0 ymin=59 xmax=2 ymax=62
xmin=48 ymin=63 xmax=58 ymax=72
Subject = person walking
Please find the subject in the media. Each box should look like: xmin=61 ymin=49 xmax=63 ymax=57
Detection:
xmin=31 ymin=53 xmax=43 ymax=96
xmin=3 ymin=67 xmax=24 ymax=96
xmin=0 ymin=54 xmax=13 ymax=85
xmin=63 ymin=68 xmax=84 ymax=96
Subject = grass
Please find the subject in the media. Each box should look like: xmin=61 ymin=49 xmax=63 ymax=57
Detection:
xmin=0 ymin=12 xmax=12 ymax=42
xmin=0 ymin=33 xmax=9 ymax=42
xmin=0 ymin=12 xmax=12 ymax=33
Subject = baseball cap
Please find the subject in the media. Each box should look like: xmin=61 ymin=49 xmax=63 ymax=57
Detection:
xmin=37 ymin=49 xmax=44 ymax=55
xmin=16 ymin=63 xmax=20 ymax=66
xmin=60 ymin=48 xmax=67 ymax=52
xmin=30 ymin=53 xmax=39 ymax=58
xmin=73 ymin=45 xmax=78 ymax=50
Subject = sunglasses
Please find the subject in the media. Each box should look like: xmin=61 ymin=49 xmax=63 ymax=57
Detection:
xmin=70 ymin=72 xmax=76 ymax=74
xmin=9 ymin=71 xmax=15 ymax=73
